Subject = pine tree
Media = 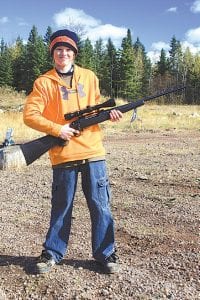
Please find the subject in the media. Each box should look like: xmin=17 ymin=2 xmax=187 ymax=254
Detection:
xmin=134 ymin=37 xmax=151 ymax=96
xmin=120 ymin=29 xmax=137 ymax=99
xmin=168 ymin=35 xmax=183 ymax=83
xmin=187 ymin=53 xmax=200 ymax=104
xmin=77 ymin=38 xmax=95 ymax=71
xmin=43 ymin=26 xmax=52 ymax=45
xmin=24 ymin=25 xmax=48 ymax=93
xmin=0 ymin=44 xmax=13 ymax=87
xmin=12 ymin=36 xmax=26 ymax=91
xmin=101 ymin=38 xmax=117 ymax=97
xmin=93 ymin=38 xmax=105 ymax=88
xmin=151 ymin=48 xmax=171 ymax=97
xmin=156 ymin=48 xmax=168 ymax=76
xmin=0 ymin=38 xmax=6 ymax=55
xmin=43 ymin=26 xmax=53 ymax=72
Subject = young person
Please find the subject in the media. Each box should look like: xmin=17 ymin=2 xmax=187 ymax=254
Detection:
xmin=23 ymin=29 xmax=123 ymax=274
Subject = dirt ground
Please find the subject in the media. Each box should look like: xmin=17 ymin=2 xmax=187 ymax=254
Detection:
xmin=0 ymin=130 xmax=199 ymax=300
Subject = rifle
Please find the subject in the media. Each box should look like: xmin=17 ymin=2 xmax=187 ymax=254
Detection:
xmin=0 ymin=85 xmax=185 ymax=170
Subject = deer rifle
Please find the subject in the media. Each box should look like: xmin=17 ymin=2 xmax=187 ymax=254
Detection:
xmin=0 ymin=85 xmax=185 ymax=169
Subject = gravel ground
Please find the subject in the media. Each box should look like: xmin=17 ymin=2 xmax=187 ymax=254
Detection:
xmin=0 ymin=130 xmax=199 ymax=300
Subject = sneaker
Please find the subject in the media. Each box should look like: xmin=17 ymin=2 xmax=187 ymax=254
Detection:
xmin=101 ymin=252 xmax=120 ymax=274
xmin=35 ymin=250 xmax=56 ymax=274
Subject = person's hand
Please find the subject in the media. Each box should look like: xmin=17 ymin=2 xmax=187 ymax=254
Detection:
xmin=109 ymin=109 xmax=123 ymax=122
xmin=59 ymin=124 xmax=80 ymax=140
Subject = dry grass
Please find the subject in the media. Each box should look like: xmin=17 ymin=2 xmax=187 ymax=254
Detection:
xmin=0 ymin=86 xmax=26 ymax=109
xmin=102 ymin=100 xmax=200 ymax=134
xmin=0 ymin=112 xmax=41 ymax=143
xmin=0 ymin=93 xmax=199 ymax=143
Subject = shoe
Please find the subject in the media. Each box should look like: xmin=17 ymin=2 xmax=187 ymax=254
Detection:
xmin=35 ymin=250 xmax=56 ymax=274
xmin=101 ymin=252 xmax=120 ymax=274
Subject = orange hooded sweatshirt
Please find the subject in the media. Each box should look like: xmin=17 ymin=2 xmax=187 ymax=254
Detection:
xmin=23 ymin=65 xmax=106 ymax=166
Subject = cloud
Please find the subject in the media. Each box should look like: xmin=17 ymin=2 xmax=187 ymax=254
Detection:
xmin=16 ymin=17 xmax=29 ymax=27
xmin=148 ymin=31 xmax=200 ymax=64
xmin=53 ymin=8 xmax=100 ymax=28
xmin=186 ymin=27 xmax=200 ymax=44
xmin=52 ymin=7 xmax=200 ymax=64
xmin=151 ymin=41 xmax=170 ymax=51
xmin=147 ymin=41 xmax=170 ymax=64
xmin=85 ymin=24 xmax=127 ymax=45
xmin=18 ymin=21 xmax=29 ymax=27
xmin=147 ymin=51 xmax=161 ymax=64
xmin=53 ymin=7 xmax=127 ymax=46
xmin=166 ymin=7 xmax=177 ymax=13
xmin=190 ymin=0 xmax=200 ymax=13
xmin=0 ymin=16 xmax=9 ymax=24
xmin=181 ymin=41 xmax=200 ymax=54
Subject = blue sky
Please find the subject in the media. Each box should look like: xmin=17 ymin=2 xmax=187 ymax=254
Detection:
xmin=0 ymin=0 xmax=200 ymax=62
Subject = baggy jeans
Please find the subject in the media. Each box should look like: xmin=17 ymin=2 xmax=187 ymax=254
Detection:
xmin=44 ymin=160 xmax=115 ymax=263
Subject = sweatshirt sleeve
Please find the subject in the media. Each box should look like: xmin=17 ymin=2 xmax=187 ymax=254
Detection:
xmin=23 ymin=78 xmax=62 ymax=137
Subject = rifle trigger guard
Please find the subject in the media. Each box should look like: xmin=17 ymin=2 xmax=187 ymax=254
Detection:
xmin=130 ymin=108 xmax=137 ymax=123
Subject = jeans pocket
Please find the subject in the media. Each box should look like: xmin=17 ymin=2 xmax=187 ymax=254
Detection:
xmin=97 ymin=177 xmax=110 ymax=208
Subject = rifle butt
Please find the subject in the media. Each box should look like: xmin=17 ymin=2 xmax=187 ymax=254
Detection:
xmin=0 ymin=135 xmax=64 ymax=170
xmin=20 ymin=135 xmax=64 ymax=165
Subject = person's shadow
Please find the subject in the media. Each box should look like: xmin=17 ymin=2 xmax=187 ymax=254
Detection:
xmin=0 ymin=255 xmax=105 ymax=275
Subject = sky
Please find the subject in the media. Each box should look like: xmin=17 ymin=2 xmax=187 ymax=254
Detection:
xmin=0 ymin=0 xmax=200 ymax=62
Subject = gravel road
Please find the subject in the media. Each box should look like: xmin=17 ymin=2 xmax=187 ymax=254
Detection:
xmin=0 ymin=130 xmax=199 ymax=299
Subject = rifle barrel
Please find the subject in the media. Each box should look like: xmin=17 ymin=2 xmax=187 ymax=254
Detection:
xmin=70 ymin=85 xmax=185 ymax=131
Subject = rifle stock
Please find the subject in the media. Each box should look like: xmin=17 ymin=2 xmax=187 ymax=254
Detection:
xmin=20 ymin=135 xmax=65 ymax=165
xmin=0 ymin=85 xmax=185 ymax=169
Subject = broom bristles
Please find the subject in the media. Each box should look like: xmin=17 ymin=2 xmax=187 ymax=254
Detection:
xmin=0 ymin=145 xmax=27 ymax=170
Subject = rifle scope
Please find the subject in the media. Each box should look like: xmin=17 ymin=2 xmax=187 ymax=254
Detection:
xmin=64 ymin=98 xmax=116 ymax=120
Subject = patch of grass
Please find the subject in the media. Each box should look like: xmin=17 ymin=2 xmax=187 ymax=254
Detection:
xmin=0 ymin=90 xmax=199 ymax=143
xmin=0 ymin=112 xmax=42 ymax=142
xmin=0 ymin=86 xmax=26 ymax=109
xmin=103 ymin=101 xmax=200 ymax=134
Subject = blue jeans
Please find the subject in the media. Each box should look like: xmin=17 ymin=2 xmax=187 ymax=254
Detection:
xmin=44 ymin=160 xmax=115 ymax=263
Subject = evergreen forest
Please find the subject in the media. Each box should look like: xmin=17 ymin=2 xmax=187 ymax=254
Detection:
xmin=0 ymin=25 xmax=199 ymax=104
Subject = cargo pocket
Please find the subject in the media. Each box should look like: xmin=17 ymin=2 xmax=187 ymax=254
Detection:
xmin=97 ymin=177 xmax=111 ymax=208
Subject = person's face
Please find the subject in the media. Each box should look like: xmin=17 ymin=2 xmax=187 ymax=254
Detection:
xmin=53 ymin=46 xmax=75 ymax=68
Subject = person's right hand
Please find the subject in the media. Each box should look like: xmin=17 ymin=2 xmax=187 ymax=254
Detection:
xmin=59 ymin=124 xmax=80 ymax=140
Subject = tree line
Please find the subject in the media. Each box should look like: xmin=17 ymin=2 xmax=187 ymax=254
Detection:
xmin=0 ymin=25 xmax=199 ymax=104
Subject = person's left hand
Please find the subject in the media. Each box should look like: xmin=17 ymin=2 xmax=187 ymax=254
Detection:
xmin=109 ymin=109 xmax=123 ymax=122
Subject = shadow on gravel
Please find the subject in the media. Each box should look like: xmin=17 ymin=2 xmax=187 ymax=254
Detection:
xmin=60 ymin=258 xmax=105 ymax=274
xmin=0 ymin=255 xmax=105 ymax=275
xmin=0 ymin=254 xmax=37 ymax=274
